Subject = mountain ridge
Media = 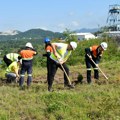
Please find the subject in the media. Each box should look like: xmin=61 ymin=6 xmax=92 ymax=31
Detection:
xmin=0 ymin=28 xmax=99 ymax=41
xmin=0 ymin=28 xmax=63 ymax=41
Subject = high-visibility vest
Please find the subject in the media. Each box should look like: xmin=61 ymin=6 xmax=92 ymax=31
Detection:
xmin=90 ymin=45 xmax=103 ymax=58
xmin=90 ymin=45 xmax=98 ymax=57
xmin=20 ymin=49 xmax=36 ymax=60
xmin=6 ymin=53 xmax=19 ymax=61
xmin=50 ymin=43 xmax=71 ymax=63
xmin=6 ymin=61 xmax=19 ymax=73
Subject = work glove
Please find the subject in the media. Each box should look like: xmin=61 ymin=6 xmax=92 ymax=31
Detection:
xmin=89 ymin=55 xmax=92 ymax=59
xmin=58 ymin=58 xmax=64 ymax=64
xmin=16 ymin=74 xmax=20 ymax=78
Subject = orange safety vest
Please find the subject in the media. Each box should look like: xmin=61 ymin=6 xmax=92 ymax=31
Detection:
xmin=20 ymin=49 xmax=36 ymax=60
xmin=91 ymin=45 xmax=98 ymax=58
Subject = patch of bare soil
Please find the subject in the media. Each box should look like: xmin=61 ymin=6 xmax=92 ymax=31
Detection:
xmin=0 ymin=78 xmax=7 ymax=86
xmin=0 ymin=68 xmax=120 ymax=86
xmin=31 ymin=69 xmax=81 ymax=84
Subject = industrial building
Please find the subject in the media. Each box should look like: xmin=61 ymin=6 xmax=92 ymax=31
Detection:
xmin=70 ymin=32 xmax=96 ymax=41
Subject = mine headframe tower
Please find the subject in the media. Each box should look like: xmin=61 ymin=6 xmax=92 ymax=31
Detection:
xmin=107 ymin=4 xmax=120 ymax=31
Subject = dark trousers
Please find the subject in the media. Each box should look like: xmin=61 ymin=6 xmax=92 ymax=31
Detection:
xmin=85 ymin=56 xmax=99 ymax=83
xmin=47 ymin=58 xmax=69 ymax=88
xmin=3 ymin=55 xmax=12 ymax=67
xmin=5 ymin=73 xmax=16 ymax=83
xmin=19 ymin=60 xmax=32 ymax=87
xmin=47 ymin=58 xmax=51 ymax=82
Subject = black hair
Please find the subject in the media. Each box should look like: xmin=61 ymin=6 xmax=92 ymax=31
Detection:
xmin=45 ymin=42 xmax=52 ymax=49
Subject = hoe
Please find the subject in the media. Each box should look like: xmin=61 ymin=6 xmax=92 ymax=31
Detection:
xmin=87 ymin=54 xmax=108 ymax=80
xmin=58 ymin=59 xmax=75 ymax=88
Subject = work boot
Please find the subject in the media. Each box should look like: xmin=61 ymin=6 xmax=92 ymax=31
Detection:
xmin=6 ymin=78 xmax=12 ymax=83
xmin=48 ymin=86 xmax=53 ymax=92
xmin=94 ymin=70 xmax=99 ymax=79
xmin=19 ymin=86 xmax=25 ymax=90
xmin=87 ymin=70 xmax=91 ymax=84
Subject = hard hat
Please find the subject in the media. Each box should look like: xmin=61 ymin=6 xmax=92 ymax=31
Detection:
xmin=44 ymin=38 xmax=50 ymax=43
xmin=25 ymin=42 xmax=33 ymax=49
xmin=70 ymin=41 xmax=77 ymax=50
xmin=100 ymin=42 xmax=108 ymax=50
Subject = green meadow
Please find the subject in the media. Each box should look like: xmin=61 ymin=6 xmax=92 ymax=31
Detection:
xmin=0 ymin=37 xmax=120 ymax=120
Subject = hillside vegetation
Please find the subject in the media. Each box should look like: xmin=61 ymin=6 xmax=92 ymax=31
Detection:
xmin=0 ymin=37 xmax=120 ymax=119
xmin=0 ymin=28 xmax=63 ymax=41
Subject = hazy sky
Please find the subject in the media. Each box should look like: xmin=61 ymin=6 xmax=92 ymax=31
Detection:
xmin=0 ymin=0 xmax=119 ymax=32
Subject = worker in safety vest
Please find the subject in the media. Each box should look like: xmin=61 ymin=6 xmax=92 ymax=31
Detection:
xmin=47 ymin=41 xmax=77 ymax=91
xmin=5 ymin=59 xmax=21 ymax=83
xmin=85 ymin=42 xmax=108 ymax=84
xmin=19 ymin=42 xmax=37 ymax=88
xmin=43 ymin=38 xmax=53 ymax=82
xmin=3 ymin=53 xmax=21 ymax=66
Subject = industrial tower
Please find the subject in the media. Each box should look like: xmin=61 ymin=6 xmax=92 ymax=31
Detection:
xmin=107 ymin=4 xmax=120 ymax=31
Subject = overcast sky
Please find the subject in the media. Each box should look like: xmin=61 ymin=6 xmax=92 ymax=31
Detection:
xmin=0 ymin=0 xmax=119 ymax=32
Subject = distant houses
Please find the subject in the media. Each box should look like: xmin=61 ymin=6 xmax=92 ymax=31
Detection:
xmin=70 ymin=32 xmax=96 ymax=41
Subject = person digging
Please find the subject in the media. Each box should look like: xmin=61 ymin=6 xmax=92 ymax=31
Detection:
xmin=85 ymin=42 xmax=108 ymax=84
xmin=47 ymin=41 xmax=77 ymax=91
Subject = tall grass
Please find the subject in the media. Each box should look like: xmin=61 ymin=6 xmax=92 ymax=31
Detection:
xmin=0 ymin=83 xmax=120 ymax=120
xmin=0 ymin=60 xmax=120 ymax=120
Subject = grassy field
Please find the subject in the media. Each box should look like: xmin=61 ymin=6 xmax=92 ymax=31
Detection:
xmin=0 ymin=60 xmax=120 ymax=120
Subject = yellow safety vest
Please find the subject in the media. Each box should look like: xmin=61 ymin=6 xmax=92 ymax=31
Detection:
xmin=6 ymin=53 xmax=19 ymax=61
xmin=50 ymin=43 xmax=71 ymax=63
xmin=6 ymin=61 xmax=19 ymax=73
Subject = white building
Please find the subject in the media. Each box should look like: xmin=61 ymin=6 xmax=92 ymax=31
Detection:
xmin=70 ymin=32 xmax=96 ymax=40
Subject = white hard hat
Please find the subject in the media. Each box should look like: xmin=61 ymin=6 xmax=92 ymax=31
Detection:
xmin=25 ymin=42 xmax=33 ymax=49
xmin=100 ymin=42 xmax=108 ymax=50
xmin=70 ymin=41 xmax=77 ymax=50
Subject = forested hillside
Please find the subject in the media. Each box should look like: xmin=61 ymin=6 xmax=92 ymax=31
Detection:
xmin=0 ymin=28 xmax=63 ymax=41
